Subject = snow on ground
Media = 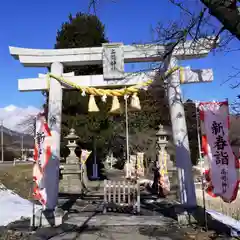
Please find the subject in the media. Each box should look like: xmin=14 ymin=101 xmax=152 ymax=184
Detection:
xmin=207 ymin=210 xmax=240 ymax=237
xmin=0 ymin=184 xmax=40 ymax=226
xmin=194 ymin=189 xmax=240 ymax=236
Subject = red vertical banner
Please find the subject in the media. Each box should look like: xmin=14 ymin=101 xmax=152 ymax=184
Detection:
xmin=199 ymin=101 xmax=239 ymax=202
xmin=33 ymin=113 xmax=52 ymax=208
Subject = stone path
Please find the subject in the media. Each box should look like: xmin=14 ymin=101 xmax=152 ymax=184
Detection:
xmin=1 ymin=224 xmax=230 ymax=240
xmin=32 ymin=197 xmax=228 ymax=240
xmin=2 ymin=220 xmax=229 ymax=240
xmin=0 ymin=198 xmax=232 ymax=240
xmin=47 ymin=225 xmax=190 ymax=240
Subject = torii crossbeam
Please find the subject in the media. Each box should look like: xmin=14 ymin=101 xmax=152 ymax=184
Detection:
xmin=10 ymin=38 xmax=213 ymax=67
xmin=18 ymin=68 xmax=213 ymax=91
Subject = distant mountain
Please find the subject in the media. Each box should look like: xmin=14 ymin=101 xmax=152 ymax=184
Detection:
xmin=2 ymin=125 xmax=34 ymax=150
xmin=0 ymin=105 xmax=40 ymax=134
xmin=0 ymin=105 xmax=41 ymax=154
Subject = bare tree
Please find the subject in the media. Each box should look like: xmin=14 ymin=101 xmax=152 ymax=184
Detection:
xmin=89 ymin=0 xmax=240 ymax=108
xmin=169 ymin=1 xmax=240 ymax=41
xmin=16 ymin=116 xmax=36 ymax=135
xmin=200 ymin=0 xmax=240 ymax=40
xmin=168 ymin=1 xmax=240 ymax=114
xmin=88 ymin=0 xmax=228 ymax=63
xmin=89 ymin=1 xmax=240 ymax=40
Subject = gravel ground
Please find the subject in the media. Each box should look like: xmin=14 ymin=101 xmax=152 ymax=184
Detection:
xmin=0 ymin=220 xmax=230 ymax=240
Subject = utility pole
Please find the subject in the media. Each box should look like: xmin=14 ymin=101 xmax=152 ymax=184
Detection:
xmin=1 ymin=120 xmax=3 ymax=163
xmin=21 ymin=135 xmax=24 ymax=161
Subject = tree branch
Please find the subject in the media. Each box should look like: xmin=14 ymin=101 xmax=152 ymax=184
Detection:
xmin=201 ymin=0 xmax=240 ymax=40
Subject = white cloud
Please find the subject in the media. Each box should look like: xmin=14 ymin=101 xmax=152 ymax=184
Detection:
xmin=0 ymin=105 xmax=41 ymax=133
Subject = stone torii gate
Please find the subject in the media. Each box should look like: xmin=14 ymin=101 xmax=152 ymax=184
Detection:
xmin=9 ymin=39 xmax=214 ymax=210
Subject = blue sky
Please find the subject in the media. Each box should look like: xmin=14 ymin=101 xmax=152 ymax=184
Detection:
xmin=0 ymin=0 xmax=239 ymax=109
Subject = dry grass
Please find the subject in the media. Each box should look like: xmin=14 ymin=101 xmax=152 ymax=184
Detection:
xmin=196 ymin=188 xmax=240 ymax=220
xmin=194 ymin=167 xmax=240 ymax=220
xmin=0 ymin=163 xmax=33 ymax=200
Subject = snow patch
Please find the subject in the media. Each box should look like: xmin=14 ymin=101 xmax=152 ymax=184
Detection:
xmin=207 ymin=209 xmax=240 ymax=237
xmin=0 ymin=183 xmax=41 ymax=226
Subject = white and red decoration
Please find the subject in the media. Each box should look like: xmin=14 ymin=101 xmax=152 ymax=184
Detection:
xmin=33 ymin=113 xmax=57 ymax=209
xmin=158 ymin=150 xmax=170 ymax=196
xmin=80 ymin=149 xmax=92 ymax=164
xmin=199 ymin=101 xmax=239 ymax=202
xmin=136 ymin=152 xmax=145 ymax=177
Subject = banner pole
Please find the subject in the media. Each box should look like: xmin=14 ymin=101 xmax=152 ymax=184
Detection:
xmin=195 ymin=101 xmax=208 ymax=231
xmin=31 ymin=116 xmax=37 ymax=230
xmin=32 ymin=179 xmax=35 ymax=229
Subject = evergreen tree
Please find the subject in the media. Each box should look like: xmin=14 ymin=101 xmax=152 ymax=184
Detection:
xmin=58 ymin=13 xmax=111 ymax=157
xmin=43 ymin=13 xmax=111 ymax=160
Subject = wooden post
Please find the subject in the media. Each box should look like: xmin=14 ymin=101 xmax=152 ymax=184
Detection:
xmin=136 ymin=181 xmax=140 ymax=213
xmin=113 ymin=181 xmax=116 ymax=204
xmin=118 ymin=181 xmax=121 ymax=205
xmin=103 ymin=179 xmax=107 ymax=214
xmin=108 ymin=180 xmax=111 ymax=204
xmin=127 ymin=181 xmax=131 ymax=205
xmin=123 ymin=181 xmax=126 ymax=203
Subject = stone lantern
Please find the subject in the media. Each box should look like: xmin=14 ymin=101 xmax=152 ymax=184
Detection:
xmin=156 ymin=124 xmax=173 ymax=171
xmin=156 ymin=124 xmax=178 ymax=200
xmin=59 ymin=128 xmax=83 ymax=194
xmin=156 ymin=124 xmax=171 ymax=151
xmin=64 ymin=128 xmax=79 ymax=165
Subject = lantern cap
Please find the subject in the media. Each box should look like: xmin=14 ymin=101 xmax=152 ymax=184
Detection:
xmin=64 ymin=128 xmax=79 ymax=140
xmin=156 ymin=124 xmax=172 ymax=137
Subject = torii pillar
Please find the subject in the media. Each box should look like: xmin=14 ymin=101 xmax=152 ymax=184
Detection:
xmin=166 ymin=57 xmax=196 ymax=206
xmin=46 ymin=62 xmax=63 ymax=210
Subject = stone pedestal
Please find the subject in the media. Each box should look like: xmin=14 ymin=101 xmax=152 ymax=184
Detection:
xmin=59 ymin=164 xmax=82 ymax=193
xmin=31 ymin=208 xmax=65 ymax=227
xmin=167 ymin=167 xmax=179 ymax=201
